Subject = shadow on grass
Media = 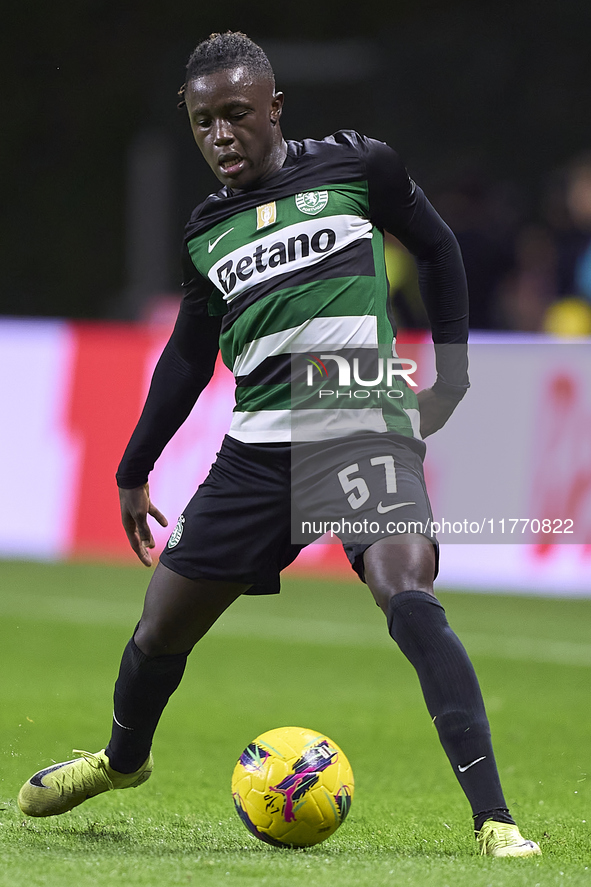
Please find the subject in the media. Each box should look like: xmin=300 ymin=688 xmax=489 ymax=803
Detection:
xmin=7 ymin=813 xmax=468 ymax=861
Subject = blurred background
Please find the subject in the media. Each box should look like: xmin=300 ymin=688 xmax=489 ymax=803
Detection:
xmin=2 ymin=0 xmax=591 ymax=587
xmin=2 ymin=0 xmax=591 ymax=333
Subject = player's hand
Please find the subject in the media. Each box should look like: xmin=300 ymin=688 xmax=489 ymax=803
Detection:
xmin=118 ymin=484 xmax=168 ymax=567
xmin=417 ymin=386 xmax=464 ymax=438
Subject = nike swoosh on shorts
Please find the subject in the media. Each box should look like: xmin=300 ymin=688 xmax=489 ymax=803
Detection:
xmin=376 ymin=501 xmax=416 ymax=514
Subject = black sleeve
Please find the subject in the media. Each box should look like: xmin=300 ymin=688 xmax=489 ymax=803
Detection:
xmin=363 ymin=137 xmax=469 ymax=398
xmin=116 ymin=250 xmax=222 ymax=489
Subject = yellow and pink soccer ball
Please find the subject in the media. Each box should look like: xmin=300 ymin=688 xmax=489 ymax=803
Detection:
xmin=231 ymin=726 xmax=354 ymax=847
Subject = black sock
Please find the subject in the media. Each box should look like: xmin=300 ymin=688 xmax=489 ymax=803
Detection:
xmin=105 ymin=636 xmax=188 ymax=773
xmin=387 ymin=590 xmax=514 ymax=822
xmin=473 ymin=807 xmax=515 ymax=832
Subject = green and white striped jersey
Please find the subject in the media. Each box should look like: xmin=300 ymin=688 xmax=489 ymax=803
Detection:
xmin=181 ymin=131 xmax=426 ymax=443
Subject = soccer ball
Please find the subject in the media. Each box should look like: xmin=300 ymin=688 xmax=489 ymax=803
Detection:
xmin=231 ymin=726 xmax=354 ymax=847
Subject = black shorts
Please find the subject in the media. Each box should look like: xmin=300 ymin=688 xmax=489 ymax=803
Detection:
xmin=159 ymin=432 xmax=438 ymax=595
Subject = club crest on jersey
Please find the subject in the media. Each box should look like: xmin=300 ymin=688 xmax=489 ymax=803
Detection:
xmin=256 ymin=202 xmax=277 ymax=229
xmin=295 ymin=191 xmax=328 ymax=215
xmin=167 ymin=514 xmax=185 ymax=549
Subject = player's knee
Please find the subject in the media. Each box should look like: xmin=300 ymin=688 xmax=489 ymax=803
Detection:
xmin=363 ymin=536 xmax=436 ymax=616
xmin=369 ymin=583 xmax=398 ymax=616
xmin=373 ymin=583 xmax=437 ymax=618
xmin=133 ymin=622 xmax=190 ymax=658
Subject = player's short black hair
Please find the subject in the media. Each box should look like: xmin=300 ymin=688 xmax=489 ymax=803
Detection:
xmin=178 ymin=31 xmax=275 ymax=107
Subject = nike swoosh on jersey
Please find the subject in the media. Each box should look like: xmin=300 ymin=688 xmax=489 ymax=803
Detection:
xmin=208 ymin=227 xmax=235 ymax=252
xmin=457 ymin=755 xmax=487 ymax=773
xmin=376 ymin=501 xmax=416 ymax=514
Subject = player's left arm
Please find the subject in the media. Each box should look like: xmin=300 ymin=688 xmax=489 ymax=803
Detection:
xmin=363 ymin=137 xmax=469 ymax=437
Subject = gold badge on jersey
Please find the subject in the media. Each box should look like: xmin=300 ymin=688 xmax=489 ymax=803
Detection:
xmin=256 ymin=201 xmax=277 ymax=230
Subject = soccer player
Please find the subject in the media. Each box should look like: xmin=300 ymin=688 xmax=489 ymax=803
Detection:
xmin=19 ymin=32 xmax=540 ymax=858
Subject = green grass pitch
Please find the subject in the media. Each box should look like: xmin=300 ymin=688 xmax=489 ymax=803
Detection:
xmin=0 ymin=559 xmax=589 ymax=886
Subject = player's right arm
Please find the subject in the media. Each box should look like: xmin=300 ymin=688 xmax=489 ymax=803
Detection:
xmin=116 ymin=247 xmax=222 ymax=565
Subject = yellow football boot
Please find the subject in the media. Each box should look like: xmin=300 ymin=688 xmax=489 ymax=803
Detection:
xmin=18 ymin=749 xmax=153 ymax=817
xmin=476 ymin=820 xmax=542 ymax=857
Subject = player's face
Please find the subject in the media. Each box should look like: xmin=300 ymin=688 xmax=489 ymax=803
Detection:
xmin=185 ymin=67 xmax=285 ymax=190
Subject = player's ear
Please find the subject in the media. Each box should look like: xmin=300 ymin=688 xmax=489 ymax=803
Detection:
xmin=270 ymin=91 xmax=284 ymax=125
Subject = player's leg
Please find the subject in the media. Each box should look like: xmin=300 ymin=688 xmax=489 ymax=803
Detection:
xmin=364 ymin=533 xmax=508 ymax=819
xmin=18 ymin=565 xmax=248 ymax=817
xmin=363 ymin=534 xmax=540 ymax=856
xmin=19 ymin=436 xmax=297 ymax=818
xmin=105 ymin=563 xmax=249 ymax=774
